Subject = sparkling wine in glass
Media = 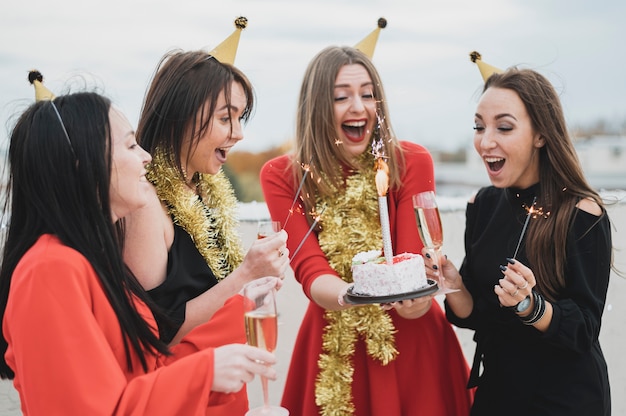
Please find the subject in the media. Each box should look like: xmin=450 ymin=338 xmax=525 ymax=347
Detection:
xmin=244 ymin=285 xmax=289 ymax=416
xmin=412 ymin=191 xmax=450 ymax=292
xmin=257 ymin=220 xmax=281 ymax=239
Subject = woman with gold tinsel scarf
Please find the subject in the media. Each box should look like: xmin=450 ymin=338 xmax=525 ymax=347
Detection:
xmin=261 ymin=44 xmax=473 ymax=415
xmin=123 ymin=19 xmax=289 ymax=356
xmin=0 ymin=74 xmax=280 ymax=414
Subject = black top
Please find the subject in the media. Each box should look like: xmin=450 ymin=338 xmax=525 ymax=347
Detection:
xmin=147 ymin=224 xmax=218 ymax=343
xmin=446 ymin=185 xmax=612 ymax=416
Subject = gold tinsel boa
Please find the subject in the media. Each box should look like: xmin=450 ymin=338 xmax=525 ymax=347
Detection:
xmin=146 ymin=150 xmax=243 ymax=279
xmin=314 ymin=160 xmax=399 ymax=416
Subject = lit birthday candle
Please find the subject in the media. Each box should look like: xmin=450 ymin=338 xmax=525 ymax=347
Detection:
xmin=375 ymin=158 xmax=393 ymax=265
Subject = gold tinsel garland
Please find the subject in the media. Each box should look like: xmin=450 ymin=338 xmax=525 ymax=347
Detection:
xmin=314 ymin=159 xmax=399 ymax=416
xmin=146 ymin=150 xmax=244 ymax=279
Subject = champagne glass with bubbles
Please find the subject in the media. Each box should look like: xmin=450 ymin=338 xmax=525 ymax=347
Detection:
xmin=412 ymin=191 xmax=454 ymax=293
xmin=244 ymin=283 xmax=289 ymax=416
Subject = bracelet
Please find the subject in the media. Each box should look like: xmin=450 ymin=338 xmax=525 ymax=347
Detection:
xmin=519 ymin=290 xmax=546 ymax=325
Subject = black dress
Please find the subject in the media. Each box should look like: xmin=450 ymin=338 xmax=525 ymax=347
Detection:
xmin=446 ymin=184 xmax=612 ymax=416
xmin=147 ymin=224 xmax=218 ymax=343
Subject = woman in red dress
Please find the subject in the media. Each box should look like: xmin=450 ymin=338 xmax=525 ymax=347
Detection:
xmin=261 ymin=46 xmax=473 ymax=415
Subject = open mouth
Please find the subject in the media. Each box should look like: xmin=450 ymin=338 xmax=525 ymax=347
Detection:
xmin=216 ymin=147 xmax=228 ymax=163
xmin=342 ymin=121 xmax=366 ymax=141
xmin=485 ymin=157 xmax=505 ymax=172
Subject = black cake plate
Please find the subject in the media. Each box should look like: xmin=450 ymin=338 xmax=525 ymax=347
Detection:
xmin=344 ymin=279 xmax=439 ymax=305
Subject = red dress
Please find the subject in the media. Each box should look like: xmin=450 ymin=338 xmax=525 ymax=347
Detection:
xmin=3 ymin=234 xmax=248 ymax=415
xmin=261 ymin=142 xmax=473 ymax=415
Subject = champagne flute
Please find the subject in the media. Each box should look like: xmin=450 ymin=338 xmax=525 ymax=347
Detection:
xmin=257 ymin=220 xmax=281 ymax=239
xmin=243 ymin=284 xmax=289 ymax=416
xmin=412 ymin=191 xmax=455 ymax=294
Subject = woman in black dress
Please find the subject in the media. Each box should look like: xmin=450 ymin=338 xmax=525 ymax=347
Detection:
xmin=425 ymin=66 xmax=612 ymax=415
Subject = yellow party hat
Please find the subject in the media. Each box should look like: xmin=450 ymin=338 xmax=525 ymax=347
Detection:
xmin=469 ymin=51 xmax=503 ymax=82
xmin=208 ymin=16 xmax=248 ymax=65
xmin=28 ymin=70 xmax=55 ymax=101
xmin=355 ymin=17 xmax=387 ymax=59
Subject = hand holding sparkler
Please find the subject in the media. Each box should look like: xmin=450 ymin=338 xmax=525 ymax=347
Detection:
xmin=512 ymin=196 xmax=537 ymax=259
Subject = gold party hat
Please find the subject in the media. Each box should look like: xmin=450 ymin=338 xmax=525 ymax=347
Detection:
xmin=355 ymin=17 xmax=387 ymax=59
xmin=469 ymin=51 xmax=503 ymax=81
xmin=208 ymin=16 xmax=248 ymax=65
xmin=28 ymin=70 xmax=55 ymax=101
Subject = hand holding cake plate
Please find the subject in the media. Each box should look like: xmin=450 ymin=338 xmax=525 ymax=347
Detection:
xmin=344 ymin=251 xmax=438 ymax=305
xmin=345 ymin=279 xmax=438 ymax=305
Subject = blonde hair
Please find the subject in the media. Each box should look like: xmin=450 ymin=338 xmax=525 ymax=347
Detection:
xmin=293 ymin=46 xmax=404 ymax=222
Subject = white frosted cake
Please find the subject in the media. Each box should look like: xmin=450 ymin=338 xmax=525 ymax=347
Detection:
xmin=351 ymin=250 xmax=428 ymax=296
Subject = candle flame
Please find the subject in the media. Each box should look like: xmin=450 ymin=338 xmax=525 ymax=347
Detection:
xmin=375 ymin=158 xmax=389 ymax=196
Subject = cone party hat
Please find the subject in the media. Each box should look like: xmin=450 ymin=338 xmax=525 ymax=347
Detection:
xmin=469 ymin=51 xmax=503 ymax=81
xmin=208 ymin=16 xmax=248 ymax=65
xmin=28 ymin=70 xmax=55 ymax=101
xmin=355 ymin=17 xmax=387 ymax=59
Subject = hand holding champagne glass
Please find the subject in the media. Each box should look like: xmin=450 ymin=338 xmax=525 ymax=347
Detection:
xmin=412 ymin=191 xmax=455 ymax=294
xmin=243 ymin=279 xmax=289 ymax=416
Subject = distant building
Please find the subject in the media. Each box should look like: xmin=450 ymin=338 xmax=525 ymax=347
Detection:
xmin=434 ymin=135 xmax=626 ymax=192
xmin=575 ymin=136 xmax=626 ymax=175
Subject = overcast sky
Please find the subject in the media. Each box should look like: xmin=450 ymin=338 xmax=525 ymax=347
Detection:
xmin=1 ymin=0 xmax=625 ymax=153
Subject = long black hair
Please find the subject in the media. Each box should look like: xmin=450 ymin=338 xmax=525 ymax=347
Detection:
xmin=0 ymin=92 xmax=169 ymax=379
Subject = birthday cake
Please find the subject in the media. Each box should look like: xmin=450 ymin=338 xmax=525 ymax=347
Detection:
xmin=351 ymin=250 xmax=428 ymax=296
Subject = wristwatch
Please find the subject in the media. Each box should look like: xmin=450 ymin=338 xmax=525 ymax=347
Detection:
xmin=513 ymin=295 xmax=532 ymax=314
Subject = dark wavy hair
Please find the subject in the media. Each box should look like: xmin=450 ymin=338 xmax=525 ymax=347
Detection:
xmin=0 ymin=92 xmax=169 ymax=379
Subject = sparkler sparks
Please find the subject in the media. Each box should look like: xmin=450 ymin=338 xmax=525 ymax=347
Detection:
xmin=370 ymin=100 xmax=392 ymax=160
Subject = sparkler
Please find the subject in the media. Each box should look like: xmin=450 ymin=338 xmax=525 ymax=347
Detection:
xmin=512 ymin=196 xmax=537 ymax=259
xmin=282 ymin=158 xmax=312 ymax=229
xmin=289 ymin=204 xmax=327 ymax=262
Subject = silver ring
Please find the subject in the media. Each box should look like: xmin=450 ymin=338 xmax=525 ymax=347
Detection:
xmin=511 ymin=289 xmax=519 ymax=297
xmin=278 ymin=249 xmax=284 ymax=257
xmin=518 ymin=281 xmax=528 ymax=290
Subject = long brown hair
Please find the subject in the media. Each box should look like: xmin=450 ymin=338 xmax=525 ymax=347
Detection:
xmin=293 ymin=46 xmax=404 ymax=223
xmin=484 ymin=69 xmax=605 ymax=300
xmin=137 ymin=49 xmax=254 ymax=177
